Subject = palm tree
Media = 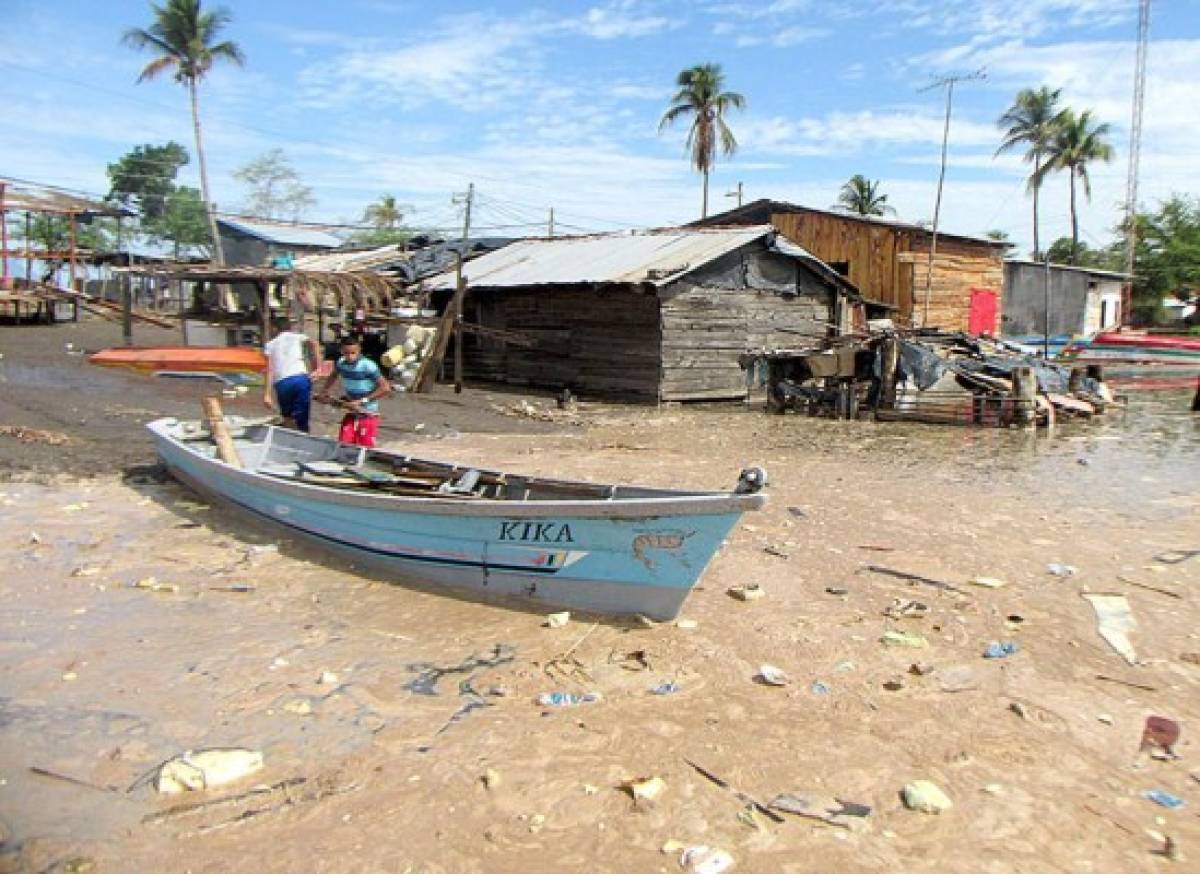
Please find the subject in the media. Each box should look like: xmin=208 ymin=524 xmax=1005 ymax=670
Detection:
xmin=1032 ymin=109 xmax=1114 ymax=265
xmin=123 ymin=0 xmax=244 ymax=265
xmin=363 ymin=194 xmax=404 ymax=230
xmin=836 ymin=175 xmax=894 ymax=216
xmin=995 ymin=87 xmax=1065 ymax=259
xmin=659 ymin=63 xmax=745 ymax=219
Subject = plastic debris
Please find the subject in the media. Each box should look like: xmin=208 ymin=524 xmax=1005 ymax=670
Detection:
xmin=132 ymin=577 xmax=179 ymax=593
xmin=811 ymin=681 xmax=831 ymax=695
xmin=1047 ymin=563 xmax=1078 ymax=577
xmin=28 ymin=531 xmax=41 ymax=544
xmin=651 ymin=681 xmax=681 ymax=695
xmin=1141 ymin=716 xmax=1181 ymax=758
xmin=983 ymin=641 xmax=1020 ymax=659
xmin=318 ymin=671 xmax=339 ymax=685
xmin=884 ymin=599 xmax=929 ymax=619
xmin=156 ymin=748 xmax=264 ymax=794
xmin=902 ymin=780 xmax=953 ymax=814
xmin=1083 ymin=593 xmax=1138 ymax=665
xmin=1143 ymin=790 xmax=1185 ymax=810
xmin=909 ymin=662 xmax=935 ymax=676
xmin=283 ymin=698 xmax=313 ymax=716
xmin=621 ymin=775 xmax=666 ymax=804
xmin=537 ymin=691 xmax=602 ymax=707
xmin=481 ymin=768 xmax=501 ymax=789
xmin=727 ymin=584 xmax=765 ymax=602
xmin=545 ymin=611 xmax=571 ymax=629
xmin=676 ymin=619 xmax=699 ymax=630
xmin=881 ymin=630 xmax=928 ymax=648
xmin=970 ymin=576 xmax=1007 ymax=589
xmin=756 ymin=664 xmax=790 ymax=686
xmin=680 ymin=845 xmax=735 ymax=874
xmin=825 ymin=587 xmax=849 ymax=596
xmin=770 ymin=792 xmax=872 ymax=827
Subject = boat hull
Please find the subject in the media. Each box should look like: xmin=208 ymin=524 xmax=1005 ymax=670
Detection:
xmin=90 ymin=346 xmax=267 ymax=375
xmin=1060 ymin=332 xmax=1200 ymax=389
xmin=148 ymin=420 xmax=761 ymax=619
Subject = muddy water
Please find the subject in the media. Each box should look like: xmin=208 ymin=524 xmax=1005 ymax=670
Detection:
xmin=1 ymin=389 xmax=1198 ymax=872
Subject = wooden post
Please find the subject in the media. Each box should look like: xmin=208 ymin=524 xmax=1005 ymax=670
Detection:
xmin=258 ymin=280 xmax=270 ymax=347
xmin=1068 ymin=366 xmax=1084 ymax=394
xmin=879 ymin=338 xmax=900 ymax=410
xmin=1192 ymin=376 xmax=1200 ymax=413
xmin=1012 ymin=365 xmax=1037 ymax=426
xmin=453 ymin=258 xmax=465 ymax=394
xmin=201 ymin=396 xmax=243 ymax=468
xmin=121 ymin=271 xmax=133 ymax=347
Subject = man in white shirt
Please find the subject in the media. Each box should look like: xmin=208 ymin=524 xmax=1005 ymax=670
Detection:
xmin=263 ymin=317 xmax=322 ymax=432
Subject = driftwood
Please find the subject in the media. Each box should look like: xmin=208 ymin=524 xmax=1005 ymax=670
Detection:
xmin=684 ymin=758 xmax=786 ymax=823
xmin=864 ymin=564 xmax=967 ymax=595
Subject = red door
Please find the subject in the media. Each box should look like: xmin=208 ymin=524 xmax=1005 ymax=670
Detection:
xmin=968 ymin=288 xmax=998 ymax=336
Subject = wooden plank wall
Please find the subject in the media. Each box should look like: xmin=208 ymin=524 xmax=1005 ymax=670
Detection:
xmin=658 ymin=273 xmax=833 ymax=402
xmin=463 ymin=286 xmax=662 ymax=399
xmin=902 ymin=237 xmax=1005 ymax=331
xmin=770 ymin=211 xmax=912 ymax=313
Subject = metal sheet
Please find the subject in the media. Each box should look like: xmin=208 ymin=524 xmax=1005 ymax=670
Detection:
xmin=423 ymin=226 xmax=775 ymax=291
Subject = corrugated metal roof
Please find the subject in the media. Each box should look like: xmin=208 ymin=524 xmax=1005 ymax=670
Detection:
xmin=292 ymin=244 xmax=409 ymax=272
xmin=424 ymin=226 xmax=775 ymax=290
xmin=218 ymin=215 xmax=343 ymax=249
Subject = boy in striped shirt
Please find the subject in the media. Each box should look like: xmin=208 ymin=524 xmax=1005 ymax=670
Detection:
xmin=316 ymin=336 xmax=392 ymax=447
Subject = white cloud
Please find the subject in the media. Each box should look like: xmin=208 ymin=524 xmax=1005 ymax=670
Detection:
xmin=884 ymin=0 xmax=1130 ymax=43
xmin=740 ymin=108 xmax=998 ymax=156
xmin=574 ymin=1 xmax=675 ymax=39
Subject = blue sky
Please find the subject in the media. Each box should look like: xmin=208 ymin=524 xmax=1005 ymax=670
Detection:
xmin=1 ymin=0 xmax=1197 ymax=252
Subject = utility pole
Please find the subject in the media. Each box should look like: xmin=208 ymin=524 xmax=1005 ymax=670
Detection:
xmin=1121 ymin=0 xmax=1151 ymax=324
xmin=725 ymin=182 xmax=743 ymax=209
xmin=452 ymin=182 xmax=474 ymax=242
xmin=919 ymin=69 xmax=985 ymax=327
xmin=548 ymin=207 xmax=555 ymax=237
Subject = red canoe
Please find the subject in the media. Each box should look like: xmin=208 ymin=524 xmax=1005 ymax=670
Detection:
xmin=89 ymin=346 xmax=267 ymax=375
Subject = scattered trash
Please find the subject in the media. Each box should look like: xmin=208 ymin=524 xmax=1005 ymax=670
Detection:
xmin=61 ymin=671 xmax=78 ymax=682
xmin=209 ymin=582 xmax=256 ymax=593
xmin=770 ymin=792 xmax=872 ymax=827
xmin=787 ymin=506 xmax=807 ymax=518
xmin=481 ymin=769 xmax=501 ymax=789
xmin=834 ymin=660 xmax=856 ymax=673
xmin=60 ymin=503 xmax=89 ymax=512
xmin=544 ymin=611 xmax=571 ymax=629
xmin=884 ymin=599 xmax=929 ymax=619
xmin=1098 ymin=714 xmax=1114 ymax=725
xmin=1083 ymin=593 xmax=1138 ymax=665
xmin=1009 ymin=702 xmax=1029 ymax=720
xmin=1181 ymin=653 xmax=1200 ymax=666
xmin=970 ymin=576 xmax=1007 ymax=589
xmin=680 ymin=846 xmax=735 ymax=874
xmin=1005 ymin=613 xmax=1025 ymax=626
xmin=283 ymin=698 xmax=313 ymax=716
xmin=537 ymin=691 xmax=602 ymax=707
xmin=902 ymin=780 xmax=953 ymax=814
xmin=1047 ymin=563 xmax=1078 ymax=578
xmin=1141 ymin=716 xmax=1181 ymax=758
xmin=727 ymin=584 xmax=765 ymax=602
xmin=676 ymin=619 xmax=699 ymax=630
xmin=612 ymin=648 xmax=652 ymax=671
xmin=763 ymin=546 xmax=789 ymax=558
xmin=1077 ymin=457 xmax=1091 ymax=466
xmin=756 ymin=664 xmax=790 ymax=686
xmin=132 ymin=577 xmax=179 ymax=593
xmin=621 ymin=775 xmax=666 ymax=804
xmin=651 ymin=681 xmax=681 ymax=695
xmin=865 ymin=564 xmax=967 ymax=595
xmin=882 ymin=679 xmax=904 ymax=691
xmin=29 ymin=531 xmax=41 ymax=544
xmin=825 ymin=586 xmax=849 ymax=596
xmin=811 ymin=681 xmax=831 ymax=695
xmin=684 ymin=758 xmax=785 ymax=823
xmin=881 ymin=630 xmax=928 ymax=648
xmin=318 ymin=671 xmax=339 ymax=685
xmin=1155 ymin=548 xmax=1200 ymax=565
xmin=983 ymin=641 xmax=1020 ymax=660
xmin=1142 ymin=790 xmax=1185 ymax=810
xmin=909 ymin=662 xmax=935 ymax=676
xmin=155 ymin=749 xmax=264 ymax=794
xmin=70 ymin=567 xmax=101 ymax=578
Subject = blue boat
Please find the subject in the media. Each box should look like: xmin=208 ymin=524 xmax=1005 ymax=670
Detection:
xmin=147 ymin=417 xmax=767 ymax=619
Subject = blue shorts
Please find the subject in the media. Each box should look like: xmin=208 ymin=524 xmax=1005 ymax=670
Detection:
xmin=274 ymin=373 xmax=312 ymax=432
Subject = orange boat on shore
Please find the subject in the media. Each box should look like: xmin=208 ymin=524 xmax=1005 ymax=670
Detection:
xmin=89 ymin=346 xmax=267 ymax=375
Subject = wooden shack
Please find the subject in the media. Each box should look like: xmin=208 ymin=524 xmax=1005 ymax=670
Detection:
xmin=694 ymin=199 xmax=1009 ymax=333
xmin=423 ymin=226 xmax=874 ymax=402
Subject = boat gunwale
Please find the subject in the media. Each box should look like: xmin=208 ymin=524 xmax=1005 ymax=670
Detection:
xmin=147 ymin=418 xmax=767 ymax=518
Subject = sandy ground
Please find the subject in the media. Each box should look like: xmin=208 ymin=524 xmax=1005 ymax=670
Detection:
xmin=2 ymin=319 xmax=1200 ymax=873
